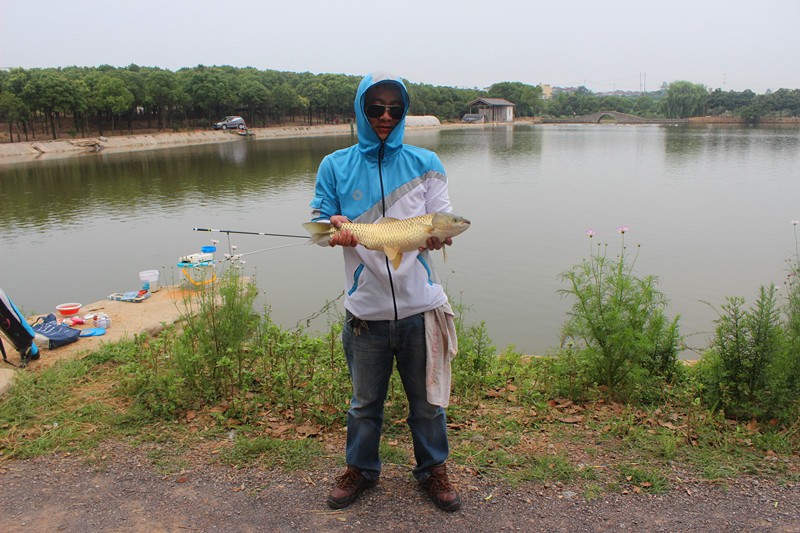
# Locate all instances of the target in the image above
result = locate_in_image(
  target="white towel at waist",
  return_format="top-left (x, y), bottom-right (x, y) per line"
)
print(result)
top-left (424, 301), bottom-right (458, 408)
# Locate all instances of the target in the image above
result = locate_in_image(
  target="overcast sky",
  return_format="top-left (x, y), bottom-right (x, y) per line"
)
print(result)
top-left (2, 0), bottom-right (798, 93)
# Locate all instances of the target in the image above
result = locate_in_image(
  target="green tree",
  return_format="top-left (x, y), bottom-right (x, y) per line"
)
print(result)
top-left (117, 67), bottom-right (146, 132)
top-left (236, 70), bottom-right (270, 126)
top-left (0, 92), bottom-right (30, 141)
top-left (662, 81), bottom-right (707, 118)
top-left (738, 102), bottom-right (765, 124)
top-left (707, 89), bottom-right (756, 116)
top-left (143, 68), bottom-right (180, 130)
top-left (319, 73), bottom-right (359, 121)
top-left (761, 88), bottom-right (798, 117)
top-left (22, 69), bottom-right (80, 139)
top-left (271, 82), bottom-right (299, 123)
top-left (298, 81), bottom-right (328, 124)
top-left (182, 66), bottom-right (234, 125)
top-left (632, 94), bottom-right (659, 117)
top-left (487, 81), bottom-right (543, 117)
top-left (96, 76), bottom-right (134, 134)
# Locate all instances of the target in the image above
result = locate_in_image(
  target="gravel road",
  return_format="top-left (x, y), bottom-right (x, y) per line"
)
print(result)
top-left (1, 442), bottom-right (798, 532)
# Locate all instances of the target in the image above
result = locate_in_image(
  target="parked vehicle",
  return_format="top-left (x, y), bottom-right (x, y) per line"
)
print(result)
top-left (213, 116), bottom-right (246, 130)
top-left (462, 113), bottom-right (486, 123)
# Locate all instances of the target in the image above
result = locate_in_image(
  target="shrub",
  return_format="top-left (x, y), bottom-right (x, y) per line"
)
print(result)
top-left (557, 227), bottom-right (681, 400)
top-left (173, 267), bottom-right (261, 402)
top-left (779, 222), bottom-right (800, 405)
top-left (122, 265), bottom-right (352, 425)
top-left (697, 287), bottom-right (785, 420)
top-left (697, 220), bottom-right (800, 423)
top-left (452, 320), bottom-right (497, 403)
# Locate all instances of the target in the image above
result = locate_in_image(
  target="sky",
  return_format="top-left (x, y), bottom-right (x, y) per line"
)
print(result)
top-left (2, 0), bottom-right (799, 94)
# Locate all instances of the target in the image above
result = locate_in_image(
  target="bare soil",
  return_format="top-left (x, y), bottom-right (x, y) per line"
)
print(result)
top-left (1, 440), bottom-right (798, 532)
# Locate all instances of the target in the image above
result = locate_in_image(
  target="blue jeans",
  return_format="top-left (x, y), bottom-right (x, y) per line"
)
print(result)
top-left (342, 311), bottom-right (449, 481)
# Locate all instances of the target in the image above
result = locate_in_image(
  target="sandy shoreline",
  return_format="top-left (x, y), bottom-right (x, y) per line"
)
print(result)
top-left (0, 124), bottom-right (361, 164)
top-left (0, 120), bottom-right (527, 164)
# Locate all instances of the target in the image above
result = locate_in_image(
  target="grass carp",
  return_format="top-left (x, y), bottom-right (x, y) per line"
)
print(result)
top-left (303, 212), bottom-right (471, 270)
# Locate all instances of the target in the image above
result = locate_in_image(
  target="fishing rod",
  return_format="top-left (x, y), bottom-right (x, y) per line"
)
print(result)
top-left (193, 227), bottom-right (308, 239)
top-left (219, 241), bottom-right (307, 262)
top-left (190, 227), bottom-right (309, 264)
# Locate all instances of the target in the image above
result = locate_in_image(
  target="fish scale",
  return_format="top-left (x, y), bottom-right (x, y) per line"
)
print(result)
top-left (344, 214), bottom-right (437, 251)
top-left (302, 212), bottom-right (470, 271)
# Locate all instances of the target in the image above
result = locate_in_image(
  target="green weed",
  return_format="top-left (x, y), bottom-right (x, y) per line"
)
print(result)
top-left (379, 440), bottom-right (410, 465)
top-left (0, 341), bottom-right (139, 458)
top-left (618, 464), bottom-right (669, 493)
top-left (218, 436), bottom-right (322, 470)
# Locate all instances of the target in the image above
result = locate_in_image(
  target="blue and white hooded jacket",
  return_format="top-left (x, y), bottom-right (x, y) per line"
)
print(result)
top-left (310, 72), bottom-right (452, 321)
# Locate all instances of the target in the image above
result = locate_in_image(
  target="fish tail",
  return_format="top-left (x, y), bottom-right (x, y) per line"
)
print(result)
top-left (302, 221), bottom-right (335, 245)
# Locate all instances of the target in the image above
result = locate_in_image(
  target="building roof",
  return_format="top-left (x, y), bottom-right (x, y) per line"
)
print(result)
top-left (467, 98), bottom-right (516, 107)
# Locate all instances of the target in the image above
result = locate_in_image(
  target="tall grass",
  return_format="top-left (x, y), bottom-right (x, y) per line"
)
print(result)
top-left (120, 267), bottom-right (351, 426)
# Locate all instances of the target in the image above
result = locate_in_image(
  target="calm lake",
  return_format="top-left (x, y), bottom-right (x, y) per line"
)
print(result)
top-left (2, 124), bottom-right (799, 357)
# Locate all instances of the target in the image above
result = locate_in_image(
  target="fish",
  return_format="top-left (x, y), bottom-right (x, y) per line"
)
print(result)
top-left (302, 212), bottom-right (471, 270)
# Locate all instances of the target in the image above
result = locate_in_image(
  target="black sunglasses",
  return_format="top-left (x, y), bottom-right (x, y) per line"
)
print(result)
top-left (365, 104), bottom-right (404, 119)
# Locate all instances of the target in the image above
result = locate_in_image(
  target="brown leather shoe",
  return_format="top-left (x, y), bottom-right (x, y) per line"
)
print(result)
top-left (326, 466), bottom-right (377, 509)
top-left (420, 463), bottom-right (461, 511)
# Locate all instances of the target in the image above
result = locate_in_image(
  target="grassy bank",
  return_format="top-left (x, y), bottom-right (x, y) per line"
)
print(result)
top-left (1, 270), bottom-right (798, 497)
top-left (1, 333), bottom-right (797, 497)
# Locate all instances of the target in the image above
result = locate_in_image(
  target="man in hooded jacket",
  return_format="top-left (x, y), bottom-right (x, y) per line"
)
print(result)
top-left (309, 72), bottom-right (462, 512)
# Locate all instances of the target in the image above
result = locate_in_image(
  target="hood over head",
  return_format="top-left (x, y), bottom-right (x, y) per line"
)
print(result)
top-left (354, 72), bottom-right (409, 158)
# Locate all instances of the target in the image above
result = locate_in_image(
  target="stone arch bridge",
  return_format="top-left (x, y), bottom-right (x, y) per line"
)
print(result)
top-left (544, 111), bottom-right (687, 124)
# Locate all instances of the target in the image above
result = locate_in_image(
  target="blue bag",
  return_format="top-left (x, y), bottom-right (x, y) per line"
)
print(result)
top-left (31, 313), bottom-right (81, 350)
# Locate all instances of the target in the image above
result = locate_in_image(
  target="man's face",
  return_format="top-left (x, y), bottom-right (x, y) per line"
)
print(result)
top-left (364, 83), bottom-right (403, 141)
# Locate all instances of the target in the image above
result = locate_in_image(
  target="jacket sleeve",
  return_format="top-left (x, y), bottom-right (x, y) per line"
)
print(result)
top-left (309, 155), bottom-right (340, 221)
top-left (424, 153), bottom-right (452, 214)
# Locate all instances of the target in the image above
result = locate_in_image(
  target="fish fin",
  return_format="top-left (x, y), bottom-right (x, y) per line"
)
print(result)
top-left (442, 245), bottom-right (448, 263)
top-left (384, 246), bottom-right (403, 270)
top-left (377, 217), bottom-right (400, 224)
top-left (302, 221), bottom-right (334, 245)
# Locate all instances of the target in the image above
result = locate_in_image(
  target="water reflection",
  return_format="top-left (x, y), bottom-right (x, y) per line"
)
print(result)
top-left (217, 140), bottom-right (249, 166)
top-left (0, 136), bottom-right (353, 232)
top-left (665, 125), bottom-right (800, 160)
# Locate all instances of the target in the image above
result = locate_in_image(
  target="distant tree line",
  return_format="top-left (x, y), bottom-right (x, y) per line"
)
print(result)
top-left (0, 65), bottom-right (483, 141)
top-left (544, 81), bottom-right (800, 121)
top-left (1, 65), bottom-right (798, 142)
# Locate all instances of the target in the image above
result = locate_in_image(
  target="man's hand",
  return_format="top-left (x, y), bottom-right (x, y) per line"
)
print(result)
top-left (329, 215), bottom-right (358, 247)
top-left (419, 236), bottom-right (453, 252)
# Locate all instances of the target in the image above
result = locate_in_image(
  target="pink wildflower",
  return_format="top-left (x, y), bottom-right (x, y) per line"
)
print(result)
top-left (616, 226), bottom-right (629, 234)
top-left (792, 219), bottom-right (800, 226)
top-left (586, 229), bottom-right (596, 238)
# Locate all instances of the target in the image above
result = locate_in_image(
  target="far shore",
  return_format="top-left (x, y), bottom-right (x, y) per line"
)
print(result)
top-left (0, 123), bottom-right (358, 165)
top-left (1, 116), bottom-right (796, 165)
top-left (0, 120), bottom-right (490, 165)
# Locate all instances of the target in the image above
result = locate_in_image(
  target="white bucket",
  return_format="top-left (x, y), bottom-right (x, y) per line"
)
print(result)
top-left (139, 270), bottom-right (160, 292)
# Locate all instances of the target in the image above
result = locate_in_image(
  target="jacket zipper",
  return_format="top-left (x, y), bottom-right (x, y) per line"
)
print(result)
top-left (377, 141), bottom-right (399, 321)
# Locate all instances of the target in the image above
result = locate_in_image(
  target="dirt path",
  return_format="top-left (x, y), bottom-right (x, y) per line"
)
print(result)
top-left (1, 442), bottom-right (797, 532)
